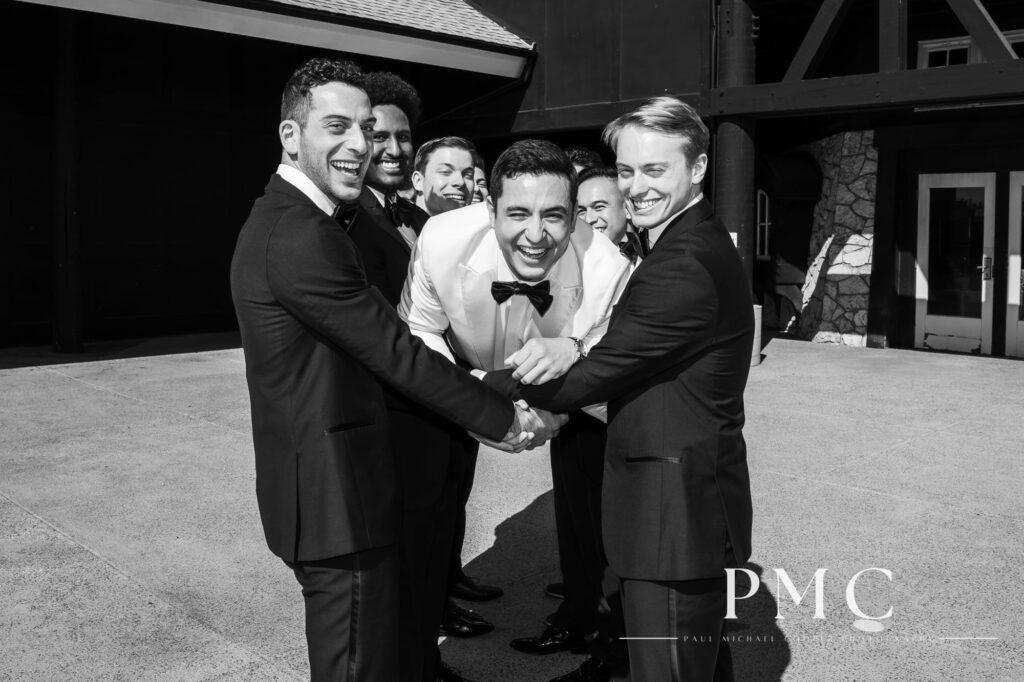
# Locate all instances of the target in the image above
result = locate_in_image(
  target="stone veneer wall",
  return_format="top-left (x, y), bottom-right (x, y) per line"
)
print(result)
top-left (790, 130), bottom-right (877, 346)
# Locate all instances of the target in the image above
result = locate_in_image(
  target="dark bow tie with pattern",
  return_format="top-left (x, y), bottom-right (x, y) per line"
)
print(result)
top-left (385, 196), bottom-right (416, 229)
top-left (490, 280), bottom-right (553, 316)
top-left (620, 230), bottom-right (650, 261)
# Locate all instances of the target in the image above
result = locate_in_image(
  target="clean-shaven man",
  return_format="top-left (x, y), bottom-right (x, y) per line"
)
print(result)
top-left (491, 97), bottom-right (755, 682)
top-left (229, 58), bottom-right (548, 682)
top-left (411, 136), bottom-right (478, 217)
top-left (399, 140), bottom-right (632, 679)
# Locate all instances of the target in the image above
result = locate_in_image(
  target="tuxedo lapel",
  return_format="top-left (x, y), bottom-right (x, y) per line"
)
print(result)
top-left (457, 238), bottom-right (502, 369)
top-left (610, 199), bottom-right (716, 326)
top-left (357, 188), bottom-right (411, 253)
top-left (650, 198), bottom-right (714, 252)
top-left (532, 247), bottom-right (581, 339)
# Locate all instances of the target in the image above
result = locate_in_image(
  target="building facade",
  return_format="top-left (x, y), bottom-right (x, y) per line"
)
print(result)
top-left (5, 0), bottom-right (1024, 359)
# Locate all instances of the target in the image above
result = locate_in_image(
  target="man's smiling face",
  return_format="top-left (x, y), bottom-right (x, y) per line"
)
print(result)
top-left (489, 173), bottom-right (574, 282)
top-left (576, 175), bottom-right (629, 244)
top-left (413, 146), bottom-right (475, 215)
top-left (365, 104), bottom-right (413, 192)
top-left (614, 125), bottom-right (707, 230)
top-left (285, 82), bottom-right (373, 203)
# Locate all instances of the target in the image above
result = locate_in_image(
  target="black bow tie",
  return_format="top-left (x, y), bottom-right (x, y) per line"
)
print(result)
top-left (334, 202), bottom-right (360, 231)
top-left (490, 280), bottom-right (553, 316)
top-left (384, 196), bottom-right (405, 228)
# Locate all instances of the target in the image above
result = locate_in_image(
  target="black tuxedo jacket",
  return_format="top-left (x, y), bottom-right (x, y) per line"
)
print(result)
top-left (347, 188), bottom-right (427, 307)
top-left (230, 174), bottom-right (512, 562)
top-left (490, 199), bottom-right (754, 581)
top-left (345, 187), bottom-right (461, 507)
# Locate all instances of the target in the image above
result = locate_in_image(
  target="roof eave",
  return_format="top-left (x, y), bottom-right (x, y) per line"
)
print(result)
top-left (18, 0), bottom-right (533, 78)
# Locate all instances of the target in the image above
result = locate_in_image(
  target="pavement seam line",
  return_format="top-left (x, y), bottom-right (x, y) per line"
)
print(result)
top-left (0, 490), bottom-right (302, 681)
top-left (39, 366), bottom-right (250, 437)
top-left (815, 436), bottom-right (920, 475)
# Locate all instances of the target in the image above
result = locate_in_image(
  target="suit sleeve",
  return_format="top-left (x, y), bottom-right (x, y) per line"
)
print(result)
top-left (266, 208), bottom-right (512, 439)
top-left (517, 246), bottom-right (718, 413)
top-left (397, 230), bottom-right (455, 363)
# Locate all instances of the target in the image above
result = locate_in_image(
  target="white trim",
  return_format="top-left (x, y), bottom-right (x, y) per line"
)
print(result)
top-left (917, 28), bottom-right (1024, 69)
top-left (1007, 172), bottom-right (1024, 357)
top-left (15, 0), bottom-right (529, 78)
top-left (915, 173), bottom-right (996, 354)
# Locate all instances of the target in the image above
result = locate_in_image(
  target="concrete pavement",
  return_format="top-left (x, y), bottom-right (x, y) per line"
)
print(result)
top-left (1, 337), bottom-right (1022, 680)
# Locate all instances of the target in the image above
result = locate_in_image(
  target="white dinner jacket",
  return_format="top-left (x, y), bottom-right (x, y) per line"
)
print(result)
top-left (398, 202), bottom-right (631, 373)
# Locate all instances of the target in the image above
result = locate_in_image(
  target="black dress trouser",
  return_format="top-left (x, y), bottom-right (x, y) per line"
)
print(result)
top-left (286, 544), bottom-right (399, 682)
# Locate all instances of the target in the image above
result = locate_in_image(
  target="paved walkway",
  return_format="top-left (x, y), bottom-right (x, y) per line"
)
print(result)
top-left (1, 338), bottom-right (1022, 681)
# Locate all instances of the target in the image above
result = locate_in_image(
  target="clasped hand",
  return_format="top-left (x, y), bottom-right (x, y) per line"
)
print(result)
top-left (471, 400), bottom-right (568, 453)
top-left (504, 337), bottom-right (578, 385)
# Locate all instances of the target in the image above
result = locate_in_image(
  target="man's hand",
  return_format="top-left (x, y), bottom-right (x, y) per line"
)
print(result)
top-left (516, 401), bottom-right (569, 449)
top-left (505, 337), bottom-right (579, 385)
top-left (470, 401), bottom-right (535, 453)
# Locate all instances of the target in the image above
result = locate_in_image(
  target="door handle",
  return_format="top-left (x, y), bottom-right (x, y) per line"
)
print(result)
top-left (977, 256), bottom-right (993, 281)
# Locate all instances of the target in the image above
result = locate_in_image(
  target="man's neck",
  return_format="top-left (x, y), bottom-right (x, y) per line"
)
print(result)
top-left (276, 161), bottom-right (338, 216)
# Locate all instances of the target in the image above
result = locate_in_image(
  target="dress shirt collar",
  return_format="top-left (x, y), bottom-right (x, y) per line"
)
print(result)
top-left (276, 163), bottom-right (338, 216)
top-left (645, 192), bottom-right (704, 248)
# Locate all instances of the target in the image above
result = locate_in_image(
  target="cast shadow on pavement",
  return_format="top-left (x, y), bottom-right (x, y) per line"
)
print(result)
top-left (442, 492), bottom-right (790, 681)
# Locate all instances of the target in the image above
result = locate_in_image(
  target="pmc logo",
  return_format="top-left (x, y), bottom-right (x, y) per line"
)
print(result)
top-left (725, 567), bottom-right (893, 632)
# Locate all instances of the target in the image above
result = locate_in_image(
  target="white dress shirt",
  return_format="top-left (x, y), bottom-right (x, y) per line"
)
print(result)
top-left (276, 163), bottom-right (337, 216)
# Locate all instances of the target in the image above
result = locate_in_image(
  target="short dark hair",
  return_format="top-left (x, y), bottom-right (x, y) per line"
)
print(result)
top-left (413, 136), bottom-right (479, 175)
top-left (364, 71), bottom-right (422, 127)
top-left (564, 146), bottom-right (602, 169)
top-left (281, 57), bottom-right (366, 126)
top-left (490, 139), bottom-right (577, 204)
top-left (577, 165), bottom-right (618, 186)
top-left (602, 96), bottom-right (709, 165)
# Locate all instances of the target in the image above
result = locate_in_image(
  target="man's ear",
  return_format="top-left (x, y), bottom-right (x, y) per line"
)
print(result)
top-left (279, 120), bottom-right (301, 157)
top-left (411, 170), bottom-right (425, 195)
top-left (569, 201), bottom-right (577, 233)
top-left (486, 194), bottom-right (496, 225)
top-left (691, 153), bottom-right (708, 185)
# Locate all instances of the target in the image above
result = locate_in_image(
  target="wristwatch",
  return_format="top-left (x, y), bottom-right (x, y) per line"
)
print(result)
top-left (567, 336), bottom-right (588, 362)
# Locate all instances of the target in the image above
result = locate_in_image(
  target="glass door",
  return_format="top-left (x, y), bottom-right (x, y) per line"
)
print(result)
top-left (1007, 172), bottom-right (1024, 358)
top-left (915, 173), bottom-right (996, 354)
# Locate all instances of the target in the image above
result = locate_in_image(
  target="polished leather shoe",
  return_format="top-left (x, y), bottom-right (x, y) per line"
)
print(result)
top-left (544, 581), bottom-right (565, 599)
top-left (449, 573), bottom-right (504, 601)
top-left (439, 599), bottom-right (494, 637)
top-left (436, 659), bottom-right (478, 682)
top-left (549, 657), bottom-right (611, 682)
top-left (510, 625), bottom-right (589, 655)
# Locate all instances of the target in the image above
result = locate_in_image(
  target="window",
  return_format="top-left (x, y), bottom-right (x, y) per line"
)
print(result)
top-left (756, 189), bottom-right (771, 261)
top-left (918, 30), bottom-right (1024, 69)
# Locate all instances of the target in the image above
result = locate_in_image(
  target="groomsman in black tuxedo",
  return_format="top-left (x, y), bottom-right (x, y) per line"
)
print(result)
top-left (493, 98), bottom-right (754, 682)
top-left (349, 71), bottom-right (423, 306)
top-left (345, 80), bottom-right (493, 681)
top-left (230, 58), bottom-right (545, 682)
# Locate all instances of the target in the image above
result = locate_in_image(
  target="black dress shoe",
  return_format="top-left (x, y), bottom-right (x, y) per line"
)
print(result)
top-left (510, 625), bottom-right (589, 655)
top-left (439, 599), bottom-right (494, 638)
top-left (449, 573), bottom-right (504, 601)
top-left (549, 657), bottom-right (611, 682)
top-left (436, 659), bottom-right (478, 682)
top-left (544, 581), bottom-right (565, 599)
